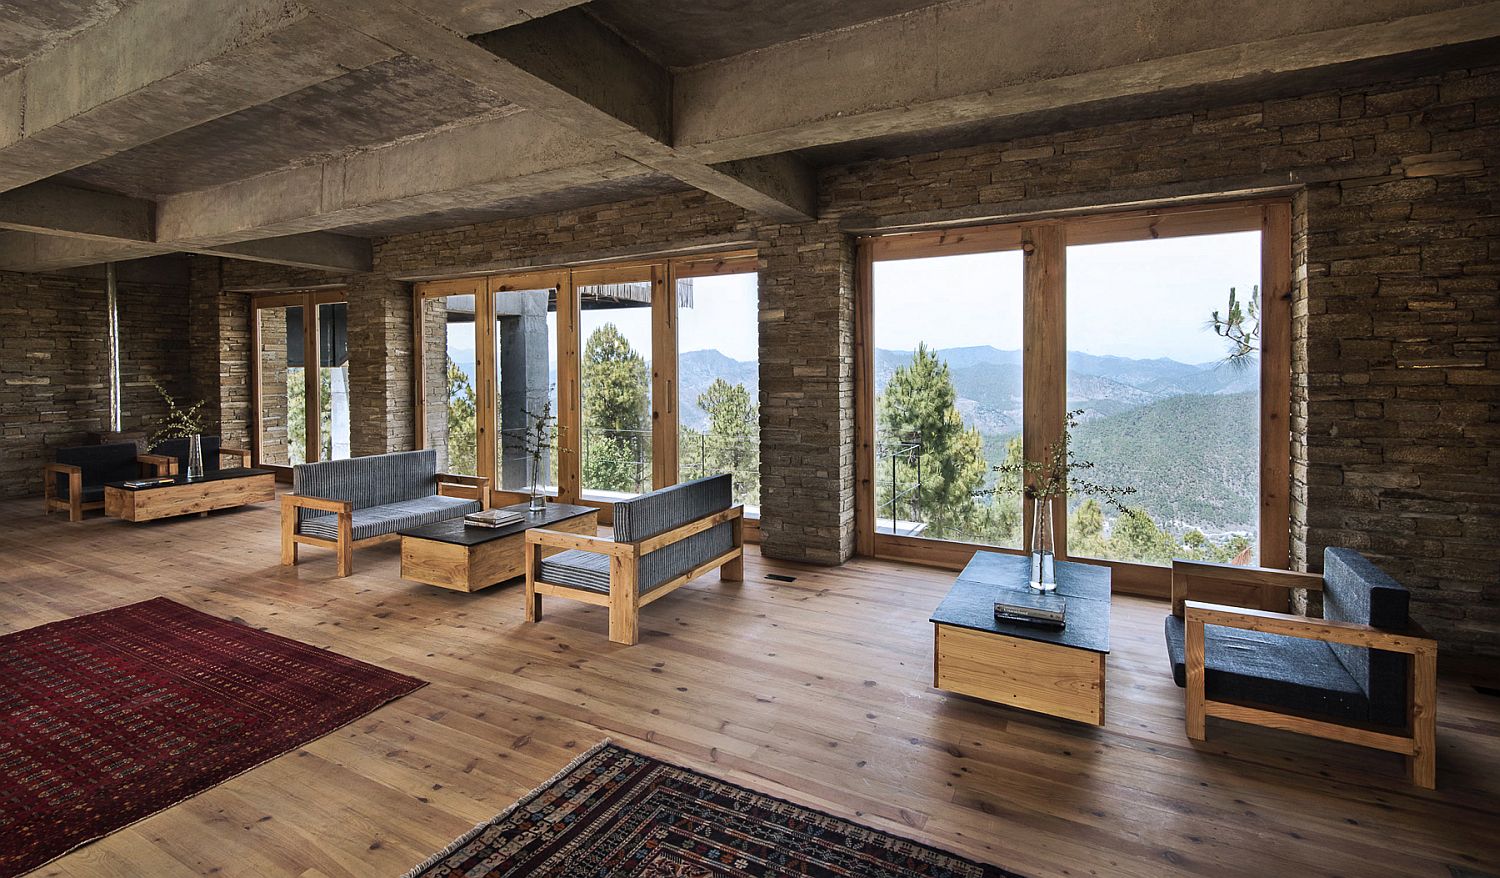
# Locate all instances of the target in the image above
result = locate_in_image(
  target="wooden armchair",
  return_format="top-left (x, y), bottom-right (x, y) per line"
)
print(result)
top-left (279, 450), bottom-right (489, 577)
top-left (44, 441), bottom-right (170, 522)
top-left (1167, 550), bottom-right (1437, 788)
top-left (524, 474), bottom-right (744, 645)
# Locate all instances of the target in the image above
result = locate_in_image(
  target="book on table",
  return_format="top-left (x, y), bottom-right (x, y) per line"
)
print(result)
top-left (994, 590), bottom-right (1067, 628)
top-left (465, 509), bottom-right (526, 528)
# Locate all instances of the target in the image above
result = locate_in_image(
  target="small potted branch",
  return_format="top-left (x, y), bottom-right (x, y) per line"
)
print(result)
top-left (523, 399), bottom-right (556, 513)
top-left (978, 410), bottom-right (1136, 591)
top-left (148, 379), bottom-right (210, 480)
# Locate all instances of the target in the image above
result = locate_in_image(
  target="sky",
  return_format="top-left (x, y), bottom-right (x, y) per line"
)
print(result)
top-left (445, 230), bottom-right (1261, 368)
top-left (874, 230), bottom-right (1261, 364)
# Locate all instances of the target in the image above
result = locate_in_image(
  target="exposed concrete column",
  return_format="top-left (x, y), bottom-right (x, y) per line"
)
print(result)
top-left (757, 219), bottom-right (856, 565)
top-left (495, 290), bottom-right (552, 490)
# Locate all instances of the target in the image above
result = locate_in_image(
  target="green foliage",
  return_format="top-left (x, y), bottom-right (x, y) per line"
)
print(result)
top-left (582, 324), bottom-right (651, 493)
top-left (681, 378), bottom-right (760, 506)
top-left (445, 357), bottom-right (477, 475)
top-left (1211, 285), bottom-right (1260, 365)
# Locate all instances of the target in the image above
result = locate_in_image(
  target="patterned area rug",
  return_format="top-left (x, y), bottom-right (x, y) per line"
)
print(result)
top-left (0, 597), bottom-right (425, 878)
top-left (407, 741), bottom-right (1017, 878)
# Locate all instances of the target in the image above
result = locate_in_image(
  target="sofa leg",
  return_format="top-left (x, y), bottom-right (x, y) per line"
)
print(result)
top-left (608, 556), bottom-right (639, 645)
top-left (336, 541), bottom-right (353, 578)
top-left (524, 542), bottom-right (542, 623)
top-left (68, 497), bottom-right (83, 523)
top-left (1409, 646), bottom-right (1438, 789)
top-left (1185, 617), bottom-right (1207, 741)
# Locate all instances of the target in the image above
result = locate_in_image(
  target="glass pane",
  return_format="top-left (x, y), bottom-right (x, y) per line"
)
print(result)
top-left (579, 278), bottom-right (654, 499)
top-left (420, 294), bottom-right (478, 475)
top-left (494, 288), bottom-right (559, 494)
top-left (677, 271), bottom-right (760, 514)
top-left (1065, 230), bottom-right (1261, 566)
top-left (872, 251), bottom-right (1024, 547)
top-left (317, 302), bottom-right (351, 461)
top-left (257, 305), bottom-right (306, 466)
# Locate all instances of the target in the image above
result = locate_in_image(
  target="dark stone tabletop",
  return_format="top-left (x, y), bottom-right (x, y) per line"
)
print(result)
top-left (107, 467), bottom-right (274, 490)
top-left (932, 551), bottom-right (1111, 653)
top-left (399, 502), bottom-right (596, 546)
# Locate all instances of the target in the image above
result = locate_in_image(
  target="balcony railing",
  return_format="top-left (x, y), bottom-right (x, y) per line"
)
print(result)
top-left (876, 439), bottom-right (924, 536)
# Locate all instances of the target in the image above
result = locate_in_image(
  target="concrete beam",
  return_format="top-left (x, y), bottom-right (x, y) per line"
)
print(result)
top-left (298, 0), bottom-right (819, 221)
top-left (673, 0), bottom-right (1500, 161)
top-left (156, 114), bottom-right (639, 245)
top-left (0, 182), bottom-right (152, 242)
top-left (0, 228), bottom-right (374, 274)
top-left (639, 152), bottom-right (819, 224)
top-left (0, 0), bottom-right (397, 193)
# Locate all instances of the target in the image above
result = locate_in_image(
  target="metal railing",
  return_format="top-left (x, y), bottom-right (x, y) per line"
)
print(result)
top-left (876, 438), bottom-right (923, 536)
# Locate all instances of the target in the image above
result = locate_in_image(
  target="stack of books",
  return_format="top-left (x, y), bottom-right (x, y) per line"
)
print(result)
top-left (464, 509), bottom-right (527, 528)
top-left (994, 590), bottom-right (1067, 628)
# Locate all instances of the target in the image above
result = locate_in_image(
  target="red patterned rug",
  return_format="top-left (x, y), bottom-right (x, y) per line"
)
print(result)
top-left (406, 741), bottom-right (1017, 878)
top-left (0, 597), bottom-right (425, 878)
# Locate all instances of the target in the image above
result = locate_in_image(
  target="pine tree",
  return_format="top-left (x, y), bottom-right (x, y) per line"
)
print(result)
top-left (581, 323), bottom-right (651, 493)
top-left (445, 356), bottom-right (478, 475)
top-left (696, 378), bottom-right (759, 505)
top-left (876, 343), bottom-right (988, 539)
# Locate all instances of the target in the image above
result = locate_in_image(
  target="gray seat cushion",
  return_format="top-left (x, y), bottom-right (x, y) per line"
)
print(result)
top-left (300, 495), bottom-right (480, 541)
top-left (1164, 614), bottom-right (1371, 722)
top-left (539, 550), bottom-right (612, 593)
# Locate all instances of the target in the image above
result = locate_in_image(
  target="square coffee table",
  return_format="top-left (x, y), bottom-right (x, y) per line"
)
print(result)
top-left (104, 467), bottom-right (276, 522)
top-left (399, 502), bottom-right (598, 593)
top-left (930, 551), bottom-right (1111, 725)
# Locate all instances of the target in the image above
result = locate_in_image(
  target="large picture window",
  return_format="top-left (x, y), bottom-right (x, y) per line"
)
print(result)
top-left (855, 203), bottom-right (1292, 593)
top-left (252, 290), bottom-right (350, 472)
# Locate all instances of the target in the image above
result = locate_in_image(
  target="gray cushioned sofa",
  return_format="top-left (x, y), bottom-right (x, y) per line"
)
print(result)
top-left (280, 449), bottom-right (489, 577)
top-left (524, 474), bottom-right (744, 644)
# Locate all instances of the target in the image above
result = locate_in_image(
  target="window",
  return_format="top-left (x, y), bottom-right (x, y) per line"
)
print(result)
top-left (870, 250), bottom-right (1024, 547)
top-left (577, 269), bottom-right (656, 501)
top-left (856, 203), bottom-right (1292, 589)
top-left (1065, 231), bottom-right (1261, 566)
top-left (253, 290), bottom-right (349, 470)
top-left (419, 290), bottom-right (478, 474)
top-left (493, 283), bottom-right (559, 494)
top-left (676, 260), bottom-right (760, 513)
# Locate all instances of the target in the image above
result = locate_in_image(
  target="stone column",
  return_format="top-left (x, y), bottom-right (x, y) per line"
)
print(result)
top-left (757, 220), bottom-right (856, 565)
top-left (347, 272), bottom-right (414, 456)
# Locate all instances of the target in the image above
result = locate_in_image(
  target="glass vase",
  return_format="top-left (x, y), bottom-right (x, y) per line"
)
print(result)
top-left (528, 455), bottom-right (546, 513)
top-left (186, 434), bottom-right (204, 481)
top-left (1029, 496), bottom-right (1056, 591)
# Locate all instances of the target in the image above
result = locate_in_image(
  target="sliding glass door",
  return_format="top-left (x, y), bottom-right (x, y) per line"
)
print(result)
top-left (576, 266), bottom-right (657, 501)
top-left (253, 290), bottom-right (349, 472)
top-left (856, 202), bottom-right (1292, 590)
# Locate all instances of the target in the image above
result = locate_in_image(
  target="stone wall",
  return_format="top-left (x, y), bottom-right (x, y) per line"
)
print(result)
top-left (202, 62), bottom-right (1498, 659)
top-left (0, 270), bottom-right (192, 499)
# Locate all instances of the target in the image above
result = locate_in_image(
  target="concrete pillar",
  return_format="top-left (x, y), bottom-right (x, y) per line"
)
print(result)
top-left (495, 290), bottom-right (552, 491)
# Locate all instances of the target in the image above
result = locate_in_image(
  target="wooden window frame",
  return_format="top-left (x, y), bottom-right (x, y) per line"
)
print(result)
top-left (854, 200), bottom-right (1293, 598)
top-left (412, 251), bottom-right (760, 534)
top-left (249, 288), bottom-right (348, 481)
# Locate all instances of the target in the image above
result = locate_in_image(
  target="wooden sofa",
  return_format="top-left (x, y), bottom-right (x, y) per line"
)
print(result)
top-left (1165, 549), bottom-right (1438, 788)
top-left (44, 441), bottom-right (171, 522)
top-left (524, 474), bottom-right (744, 645)
top-left (148, 435), bottom-right (252, 475)
top-left (281, 449), bottom-right (489, 577)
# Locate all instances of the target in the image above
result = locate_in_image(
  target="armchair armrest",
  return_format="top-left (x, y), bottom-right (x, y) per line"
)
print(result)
top-left (1171, 559), bottom-right (1324, 617)
top-left (42, 462), bottom-right (82, 503)
top-left (137, 453), bottom-right (177, 476)
top-left (526, 527), bottom-right (636, 558)
top-left (436, 473), bottom-right (491, 509)
top-left (219, 446), bottom-right (252, 467)
top-left (1183, 600), bottom-right (1437, 655)
top-left (43, 462), bottom-right (82, 477)
top-left (280, 493), bottom-right (353, 515)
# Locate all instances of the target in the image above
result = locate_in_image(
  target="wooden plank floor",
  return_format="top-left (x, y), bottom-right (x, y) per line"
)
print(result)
top-left (1, 493), bottom-right (1496, 878)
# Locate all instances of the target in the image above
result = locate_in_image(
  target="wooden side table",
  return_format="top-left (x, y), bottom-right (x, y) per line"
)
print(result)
top-left (399, 502), bottom-right (598, 593)
top-left (104, 468), bottom-right (276, 522)
top-left (931, 552), bottom-right (1111, 725)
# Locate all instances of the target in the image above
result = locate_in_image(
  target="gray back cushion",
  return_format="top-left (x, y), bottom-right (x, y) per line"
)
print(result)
top-left (612, 474), bottom-right (733, 542)
top-left (293, 450), bottom-right (438, 525)
top-left (56, 442), bottom-right (140, 490)
top-left (1323, 547), bottom-right (1411, 726)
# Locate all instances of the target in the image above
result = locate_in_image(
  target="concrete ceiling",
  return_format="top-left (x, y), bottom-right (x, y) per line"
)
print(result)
top-left (581, 0), bottom-right (945, 70)
top-left (1, 0), bottom-right (1497, 275)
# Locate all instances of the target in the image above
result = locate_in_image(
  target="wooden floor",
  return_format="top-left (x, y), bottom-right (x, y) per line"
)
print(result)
top-left (3, 494), bottom-right (1497, 878)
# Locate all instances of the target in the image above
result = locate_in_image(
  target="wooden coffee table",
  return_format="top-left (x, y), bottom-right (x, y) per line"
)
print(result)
top-left (930, 551), bottom-right (1111, 725)
top-left (399, 502), bottom-right (598, 593)
top-left (104, 467), bottom-right (276, 522)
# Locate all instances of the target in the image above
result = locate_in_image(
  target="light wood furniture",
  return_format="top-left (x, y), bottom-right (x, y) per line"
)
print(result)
top-left (930, 552), bottom-right (1110, 726)
top-left (1173, 558), bottom-right (1439, 789)
top-left (400, 503), bottom-right (597, 593)
top-left (2, 494), bottom-right (1496, 878)
top-left (525, 504), bottom-right (744, 645)
top-left (104, 468), bottom-right (276, 522)
top-left (44, 442), bottom-right (171, 522)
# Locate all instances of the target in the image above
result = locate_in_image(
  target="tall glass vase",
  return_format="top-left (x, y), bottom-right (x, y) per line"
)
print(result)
top-left (1029, 496), bottom-right (1056, 591)
top-left (186, 434), bottom-right (204, 481)
top-left (528, 455), bottom-right (546, 513)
